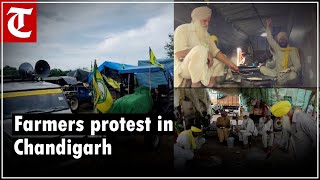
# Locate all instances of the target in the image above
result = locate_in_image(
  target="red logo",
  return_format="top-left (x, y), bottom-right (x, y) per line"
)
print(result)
top-left (2, 1), bottom-right (37, 42)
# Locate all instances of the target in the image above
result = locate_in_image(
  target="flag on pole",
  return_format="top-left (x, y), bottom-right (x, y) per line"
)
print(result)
top-left (149, 47), bottom-right (165, 69)
top-left (102, 74), bottom-right (121, 90)
top-left (92, 60), bottom-right (113, 113)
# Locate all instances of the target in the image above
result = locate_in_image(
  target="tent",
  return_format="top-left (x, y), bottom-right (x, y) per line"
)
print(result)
top-left (87, 60), bottom-right (172, 89)
top-left (136, 58), bottom-right (173, 89)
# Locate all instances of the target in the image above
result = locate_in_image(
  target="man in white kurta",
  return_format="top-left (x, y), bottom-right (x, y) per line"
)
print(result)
top-left (258, 113), bottom-right (267, 135)
top-left (260, 18), bottom-right (301, 86)
top-left (270, 101), bottom-right (317, 162)
top-left (235, 112), bottom-right (255, 148)
top-left (174, 6), bottom-right (238, 87)
top-left (261, 113), bottom-right (274, 151)
top-left (174, 126), bottom-right (206, 171)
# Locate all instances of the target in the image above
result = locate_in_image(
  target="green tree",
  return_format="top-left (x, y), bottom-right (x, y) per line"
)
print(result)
top-left (164, 33), bottom-right (173, 58)
top-left (64, 70), bottom-right (71, 75)
top-left (2, 65), bottom-right (19, 76)
top-left (49, 68), bottom-right (67, 77)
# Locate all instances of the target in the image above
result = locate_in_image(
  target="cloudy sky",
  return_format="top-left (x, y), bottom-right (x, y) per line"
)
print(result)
top-left (3, 2), bottom-right (174, 71)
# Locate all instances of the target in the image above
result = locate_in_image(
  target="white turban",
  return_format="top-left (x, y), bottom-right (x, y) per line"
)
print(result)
top-left (243, 112), bottom-right (249, 116)
top-left (191, 6), bottom-right (212, 21)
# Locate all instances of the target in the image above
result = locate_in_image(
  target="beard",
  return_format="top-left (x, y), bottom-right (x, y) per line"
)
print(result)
top-left (192, 20), bottom-right (209, 44)
top-left (278, 39), bottom-right (288, 48)
top-left (279, 42), bottom-right (288, 48)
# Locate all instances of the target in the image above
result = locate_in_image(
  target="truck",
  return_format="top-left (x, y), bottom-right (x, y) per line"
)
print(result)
top-left (2, 60), bottom-right (74, 174)
top-left (212, 94), bottom-right (240, 114)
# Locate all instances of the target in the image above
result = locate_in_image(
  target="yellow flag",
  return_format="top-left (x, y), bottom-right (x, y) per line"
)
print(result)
top-left (149, 47), bottom-right (165, 69)
top-left (102, 74), bottom-right (121, 91)
top-left (92, 60), bottom-right (113, 113)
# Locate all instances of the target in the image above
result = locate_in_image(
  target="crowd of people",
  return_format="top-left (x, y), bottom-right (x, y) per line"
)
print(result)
top-left (173, 5), bottom-right (316, 176)
top-left (174, 100), bottom-right (317, 172)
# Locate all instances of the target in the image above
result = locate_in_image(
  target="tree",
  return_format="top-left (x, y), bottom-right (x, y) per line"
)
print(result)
top-left (164, 33), bottom-right (173, 58)
top-left (2, 65), bottom-right (19, 76)
top-left (49, 68), bottom-right (68, 77)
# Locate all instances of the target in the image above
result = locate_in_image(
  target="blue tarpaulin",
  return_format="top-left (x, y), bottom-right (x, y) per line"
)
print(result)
top-left (87, 61), bottom-right (164, 83)
top-left (136, 58), bottom-right (173, 88)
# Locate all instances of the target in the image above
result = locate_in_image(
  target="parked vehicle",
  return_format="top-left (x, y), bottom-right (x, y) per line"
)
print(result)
top-left (2, 60), bottom-right (73, 172)
top-left (43, 76), bottom-right (92, 113)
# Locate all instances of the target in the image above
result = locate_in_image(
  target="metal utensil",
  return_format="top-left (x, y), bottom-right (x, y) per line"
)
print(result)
top-left (238, 71), bottom-right (254, 76)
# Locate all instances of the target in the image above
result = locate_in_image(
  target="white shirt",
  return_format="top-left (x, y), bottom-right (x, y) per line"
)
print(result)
top-left (258, 117), bottom-right (266, 131)
top-left (174, 132), bottom-right (194, 160)
top-left (174, 23), bottom-right (221, 87)
top-left (262, 119), bottom-right (273, 132)
top-left (266, 27), bottom-right (301, 73)
top-left (174, 131), bottom-right (205, 160)
top-left (285, 112), bottom-right (317, 160)
top-left (174, 23), bottom-right (220, 58)
top-left (242, 118), bottom-right (255, 133)
top-left (176, 132), bottom-right (192, 150)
